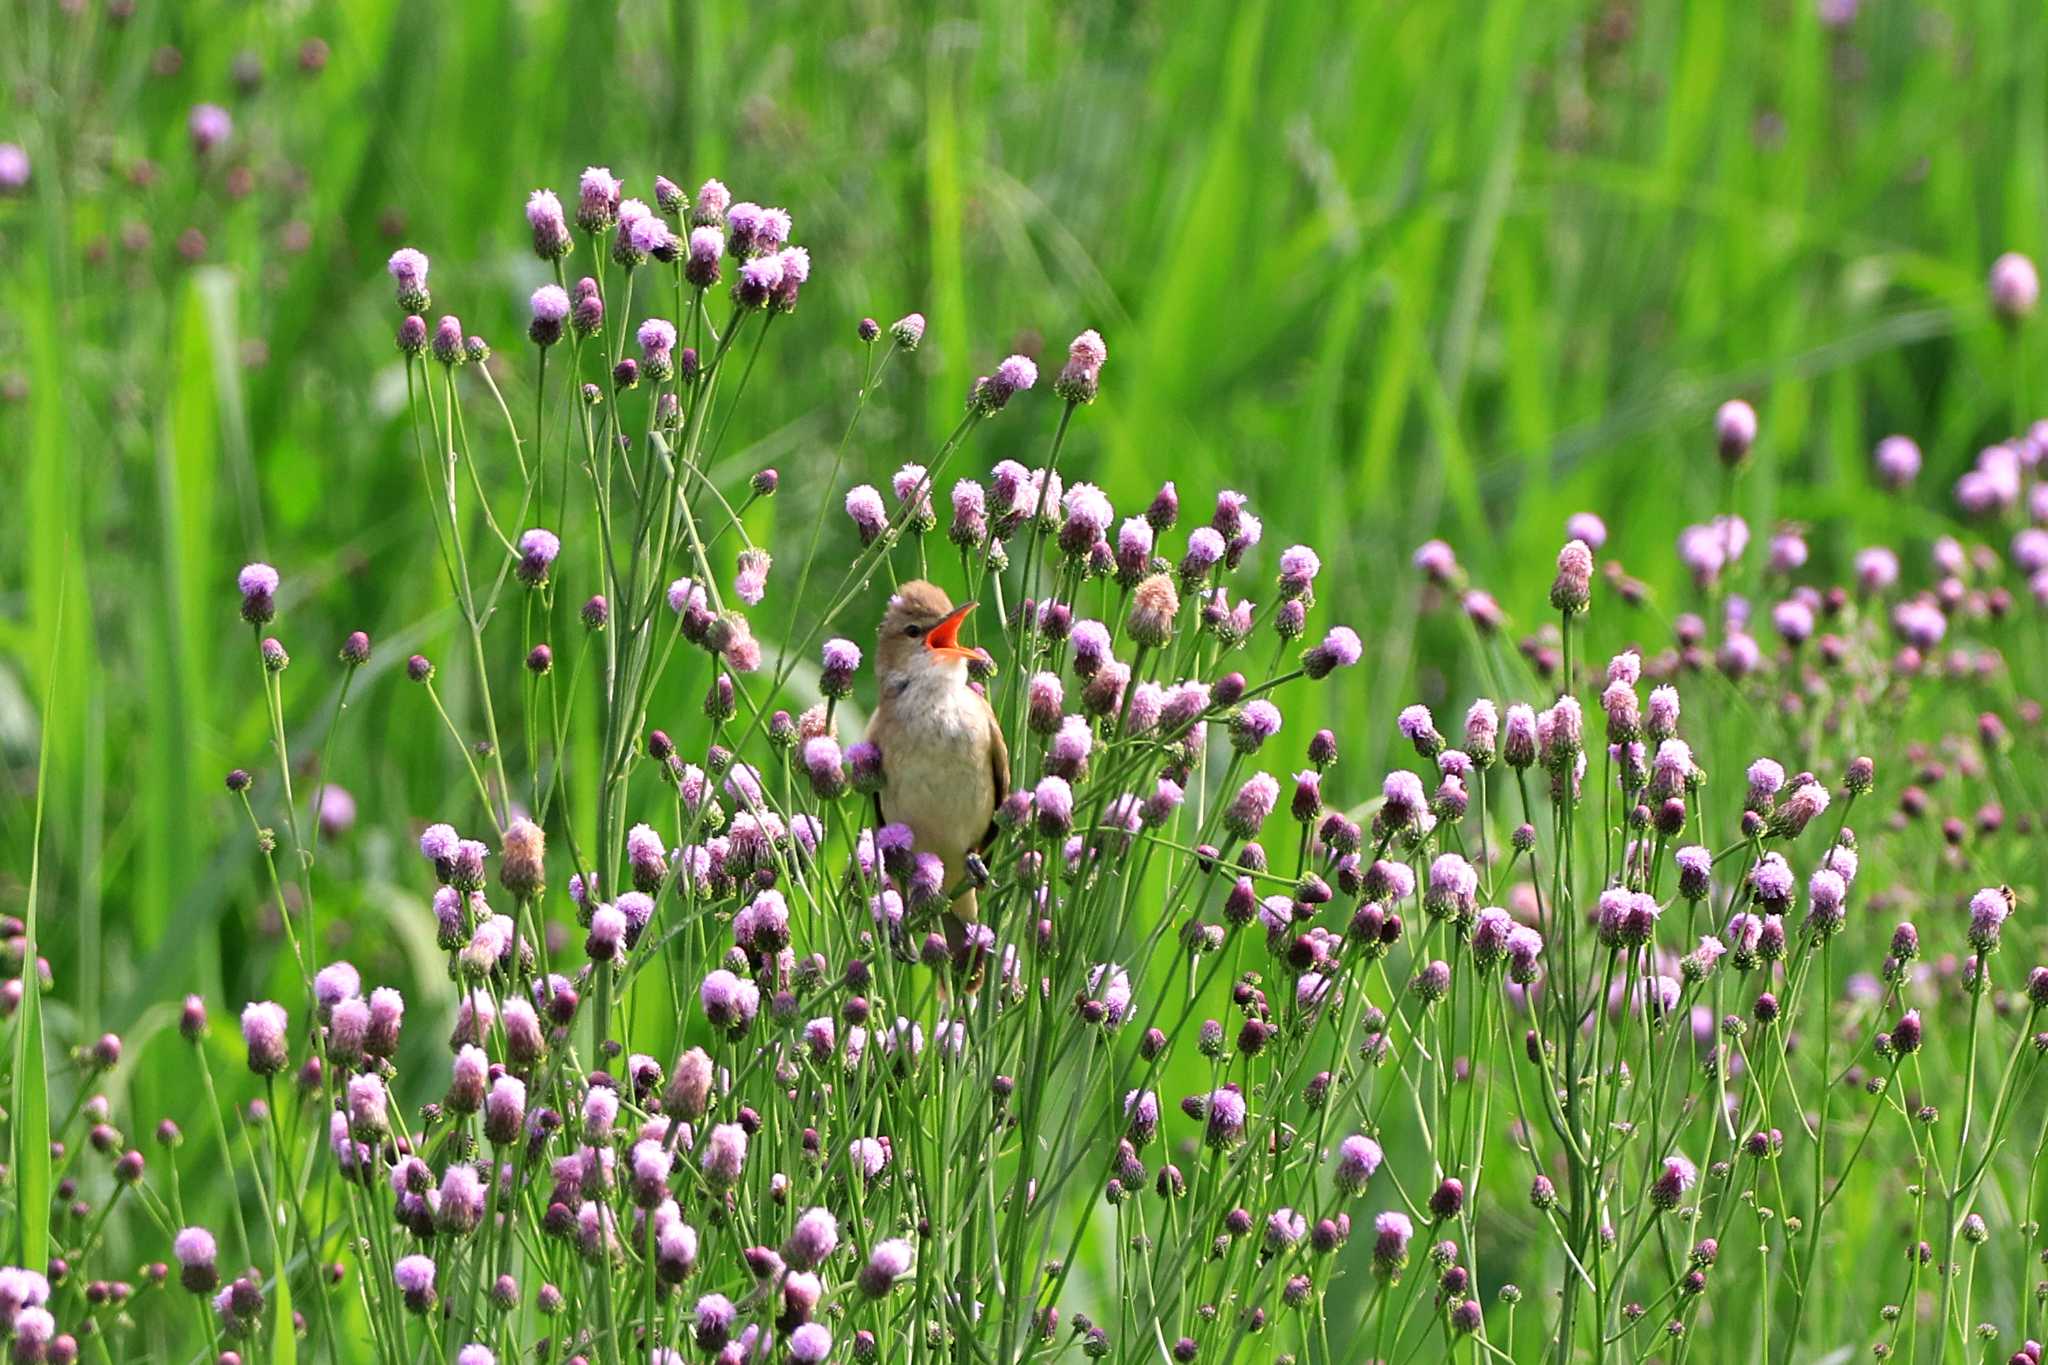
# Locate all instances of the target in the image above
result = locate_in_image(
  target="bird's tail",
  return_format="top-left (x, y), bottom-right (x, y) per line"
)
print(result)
top-left (943, 890), bottom-right (984, 990)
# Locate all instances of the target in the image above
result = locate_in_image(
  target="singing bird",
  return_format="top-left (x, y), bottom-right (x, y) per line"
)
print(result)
top-left (867, 580), bottom-right (1010, 947)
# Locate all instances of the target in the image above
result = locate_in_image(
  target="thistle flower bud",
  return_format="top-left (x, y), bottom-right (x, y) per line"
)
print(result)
top-left (1991, 252), bottom-right (2041, 321)
top-left (1412, 960), bottom-right (1452, 1003)
top-left (1649, 1155), bottom-right (1697, 1210)
top-left (1053, 329), bottom-right (1107, 404)
top-left (572, 289), bottom-right (604, 339)
top-left (1550, 539), bottom-right (1594, 614)
top-left (1715, 399), bottom-right (1758, 465)
top-left (890, 313), bottom-right (926, 350)
top-left (431, 315), bottom-right (465, 366)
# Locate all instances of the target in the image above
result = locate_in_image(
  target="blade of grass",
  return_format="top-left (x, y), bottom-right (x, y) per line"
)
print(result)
top-left (12, 578), bottom-right (62, 1273)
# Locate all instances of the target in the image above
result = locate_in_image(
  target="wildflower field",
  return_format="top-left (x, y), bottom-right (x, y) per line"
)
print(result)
top-left (5, 2), bottom-right (2048, 1362)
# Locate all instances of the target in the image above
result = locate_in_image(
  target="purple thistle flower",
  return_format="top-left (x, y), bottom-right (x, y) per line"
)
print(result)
top-left (513, 528), bottom-right (560, 587)
top-left (1378, 770), bottom-right (1426, 832)
top-left (1872, 434), bottom-right (1922, 489)
top-left (950, 479), bottom-right (989, 547)
top-left (1201, 1086), bottom-right (1248, 1148)
top-left (526, 189), bottom-right (572, 259)
top-left (174, 1226), bottom-right (219, 1292)
top-left (789, 1324), bottom-right (832, 1364)
top-left (1224, 772), bottom-right (1279, 839)
top-left (1565, 511), bottom-right (1608, 550)
top-left (1412, 960), bottom-right (1452, 1002)
top-left (845, 485), bottom-right (889, 546)
top-left (692, 178), bottom-right (731, 226)
top-left (745, 205), bottom-right (790, 252)
top-left (770, 245), bottom-right (811, 311)
top-left (1469, 907), bottom-right (1513, 967)
top-left (385, 247), bottom-right (430, 313)
top-left (700, 1122), bottom-right (748, 1189)
top-left (684, 226), bottom-right (725, 287)
top-left (858, 1239), bottom-right (915, 1297)
top-left (188, 103), bottom-right (232, 154)
top-left (241, 1001), bottom-right (288, 1076)
top-left (994, 354), bottom-right (1038, 402)
top-left (238, 562), bottom-right (280, 624)
top-left (1506, 925), bottom-right (1545, 984)
top-left (1459, 700), bottom-right (1499, 768)
top-left (700, 970), bottom-right (760, 1033)
top-left (733, 253), bottom-right (784, 308)
top-left (528, 284), bottom-right (571, 348)
top-left (1423, 853), bottom-right (1477, 922)
top-left (1027, 671), bottom-right (1066, 735)
top-left (482, 1075), bottom-right (525, 1146)
top-left (311, 961), bottom-right (359, 1021)
top-left (1112, 516), bottom-right (1156, 585)
top-left (1398, 704), bottom-right (1444, 757)
top-left (1551, 538), bottom-right (1594, 613)
top-left (820, 638), bottom-right (861, 698)
top-left (1032, 775), bottom-right (1075, 836)
top-left (625, 211), bottom-right (672, 261)
top-left (1650, 1155), bottom-right (1697, 1210)
top-left (432, 314), bottom-right (466, 365)
top-left (1126, 573), bottom-right (1178, 648)
top-left (1053, 328), bottom-right (1108, 403)
top-left (1301, 625), bottom-right (1361, 679)
top-left (1969, 886), bottom-right (2013, 953)
top-left (1675, 845), bottom-right (1711, 901)
top-left (638, 313), bottom-right (677, 361)
top-left (783, 1207), bottom-right (840, 1271)
top-left (1266, 1208), bottom-right (1308, 1253)
top-left (716, 201), bottom-right (757, 252)
top-left (0, 143), bottom-right (29, 193)
top-left (577, 166), bottom-right (621, 232)
top-left (890, 464), bottom-right (935, 531)
top-left (1278, 544), bottom-right (1321, 599)
top-left (1333, 1135), bottom-right (1384, 1194)
top-left (1180, 527), bottom-right (1226, 583)
top-left (1413, 539), bottom-right (1459, 584)
top-left (733, 547), bottom-right (772, 606)
top-left (394, 1254), bottom-right (437, 1313)
top-left (1373, 1211), bottom-right (1413, 1276)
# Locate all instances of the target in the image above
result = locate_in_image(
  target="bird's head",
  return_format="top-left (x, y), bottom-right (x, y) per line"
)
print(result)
top-left (876, 579), bottom-right (980, 681)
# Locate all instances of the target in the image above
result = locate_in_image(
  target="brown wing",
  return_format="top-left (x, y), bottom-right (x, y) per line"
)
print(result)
top-left (980, 695), bottom-right (1009, 851)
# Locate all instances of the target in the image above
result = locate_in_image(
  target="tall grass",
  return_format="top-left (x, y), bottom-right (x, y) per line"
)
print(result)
top-left (1, 1), bottom-right (2045, 1360)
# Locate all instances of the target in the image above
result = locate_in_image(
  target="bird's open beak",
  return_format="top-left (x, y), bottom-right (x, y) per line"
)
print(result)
top-left (925, 602), bottom-right (979, 661)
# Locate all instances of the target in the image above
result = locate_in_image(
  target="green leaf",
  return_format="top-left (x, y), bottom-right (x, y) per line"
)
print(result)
top-left (271, 1260), bottom-right (296, 1365)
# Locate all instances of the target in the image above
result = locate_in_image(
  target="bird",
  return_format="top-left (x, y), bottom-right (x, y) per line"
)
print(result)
top-left (865, 579), bottom-right (1010, 954)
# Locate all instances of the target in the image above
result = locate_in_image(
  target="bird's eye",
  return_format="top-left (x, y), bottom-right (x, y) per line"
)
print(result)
top-left (904, 624), bottom-right (925, 639)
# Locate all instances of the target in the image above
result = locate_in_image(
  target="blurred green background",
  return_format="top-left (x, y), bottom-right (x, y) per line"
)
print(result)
top-left (1, 0), bottom-right (2044, 1287)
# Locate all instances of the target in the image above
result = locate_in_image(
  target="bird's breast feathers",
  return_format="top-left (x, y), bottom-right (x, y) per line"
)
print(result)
top-left (879, 675), bottom-right (997, 857)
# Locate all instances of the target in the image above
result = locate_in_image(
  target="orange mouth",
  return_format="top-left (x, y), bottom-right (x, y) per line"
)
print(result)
top-left (925, 602), bottom-right (979, 660)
